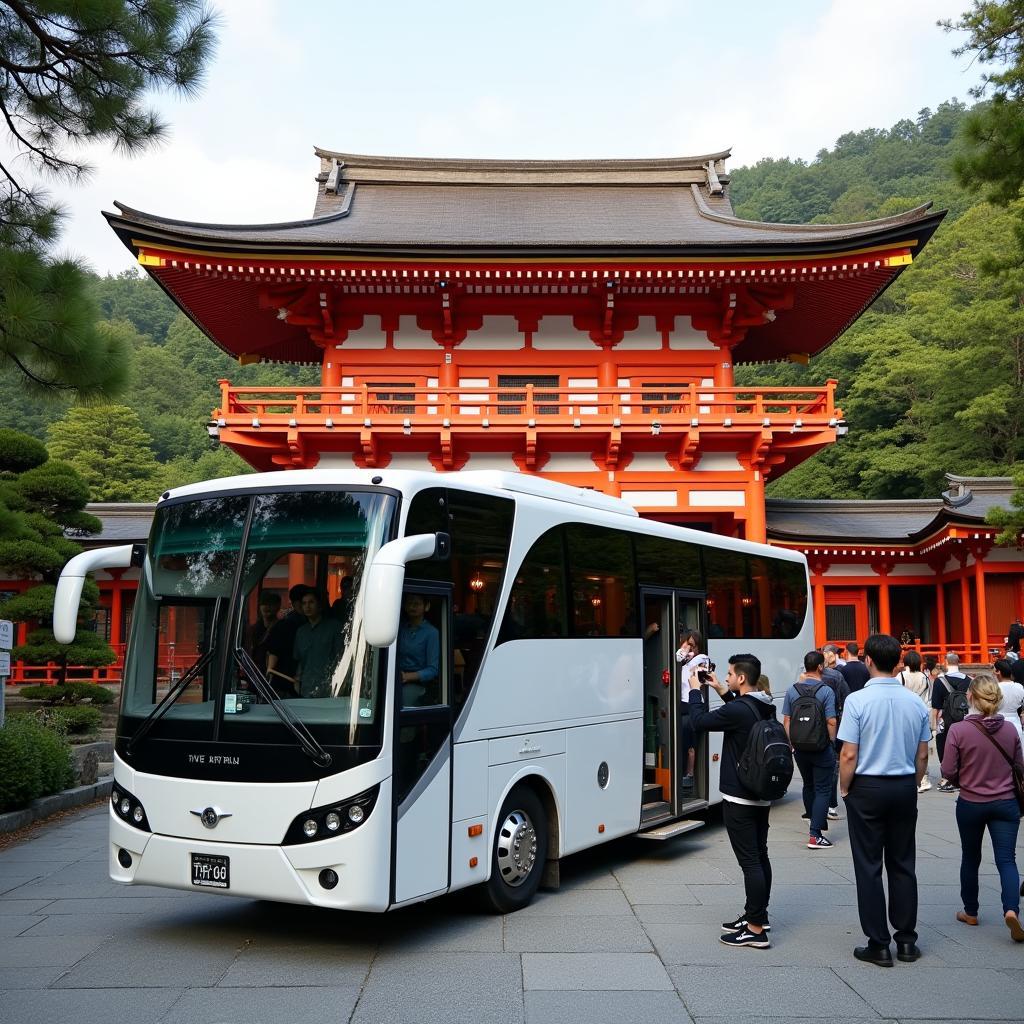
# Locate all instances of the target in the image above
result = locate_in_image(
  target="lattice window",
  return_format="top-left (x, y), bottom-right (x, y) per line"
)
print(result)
top-left (497, 374), bottom-right (559, 416)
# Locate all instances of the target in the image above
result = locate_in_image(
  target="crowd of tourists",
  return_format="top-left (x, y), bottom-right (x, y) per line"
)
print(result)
top-left (680, 632), bottom-right (1024, 960)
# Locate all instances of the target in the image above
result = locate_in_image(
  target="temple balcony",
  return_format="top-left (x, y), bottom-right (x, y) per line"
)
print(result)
top-left (210, 379), bottom-right (844, 490)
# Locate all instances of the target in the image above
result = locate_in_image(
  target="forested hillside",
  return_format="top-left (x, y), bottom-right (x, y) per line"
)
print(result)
top-left (2, 100), bottom-right (1019, 502)
top-left (731, 100), bottom-right (1024, 499)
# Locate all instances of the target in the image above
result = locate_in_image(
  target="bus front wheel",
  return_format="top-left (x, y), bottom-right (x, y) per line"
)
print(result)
top-left (481, 784), bottom-right (548, 913)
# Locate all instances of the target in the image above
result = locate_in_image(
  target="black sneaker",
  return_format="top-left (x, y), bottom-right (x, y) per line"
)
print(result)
top-left (722, 915), bottom-right (771, 933)
top-left (720, 927), bottom-right (771, 949)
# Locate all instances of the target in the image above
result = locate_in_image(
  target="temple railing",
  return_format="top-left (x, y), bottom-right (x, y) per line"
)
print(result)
top-left (213, 381), bottom-right (841, 432)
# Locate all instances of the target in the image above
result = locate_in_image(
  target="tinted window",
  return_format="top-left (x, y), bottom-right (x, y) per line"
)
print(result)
top-left (499, 527), bottom-right (567, 642)
top-left (565, 525), bottom-right (637, 638)
top-left (405, 487), bottom-right (515, 709)
top-left (635, 534), bottom-right (702, 590)
top-left (704, 549), bottom-right (807, 639)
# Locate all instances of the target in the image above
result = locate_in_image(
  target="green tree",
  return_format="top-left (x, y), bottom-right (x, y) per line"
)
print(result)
top-left (0, 429), bottom-right (114, 676)
top-left (0, 1), bottom-right (217, 398)
top-left (47, 405), bottom-right (163, 501)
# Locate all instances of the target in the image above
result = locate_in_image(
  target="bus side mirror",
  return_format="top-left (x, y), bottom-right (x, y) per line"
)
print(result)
top-left (53, 544), bottom-right (144, 644)
top-left (363, 533), bottom-right (445, 649)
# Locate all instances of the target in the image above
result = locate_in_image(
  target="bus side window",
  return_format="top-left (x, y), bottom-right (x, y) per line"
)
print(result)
top-left (565, 524), bottom-right (636, 638)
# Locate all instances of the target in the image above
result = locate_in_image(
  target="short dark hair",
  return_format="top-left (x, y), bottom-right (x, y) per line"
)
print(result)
top-left (994, 658), bottom-right (1013, 678)
top-left (729, 653), bottom-right (762, 688)
top-left (924, 655), bottom-right (938, 671)
top-left (1012, 659), bottom-right (1024, 685)
top-left (904, 649), bottom-right (922, 673)
top-left (289, 583), bottom-right (310, 602)
top-left (845, 641), bottom-right (860, 657)
top-left (864, 633), bottom-right (901, 674)
top-left (804, 650), bottom-right (825, 673)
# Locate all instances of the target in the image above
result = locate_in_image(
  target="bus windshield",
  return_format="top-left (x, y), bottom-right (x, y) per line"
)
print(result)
top-left (119, 488), bottom-right (395, 757)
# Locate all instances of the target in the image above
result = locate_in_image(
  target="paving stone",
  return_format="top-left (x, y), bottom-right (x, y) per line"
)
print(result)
top-left (621, 881), bottom-right (701, 905)
top-left (161, 985), bottom-right (362, 1024)
top-left (526, 990), bottom-right (693, 1023)
top-left (54, 933), bottom-right (241, 988)
top-left (0, 915), bottom-right (49, 937)
top-left (0, 965), bottom-right (67, 988)
top-left (0, 987), bottom-right (183, 1024)
top-left (505, 913), bottom-right (652, 952)
top-left (0, 898), bottom-right (53, 915)
top-left (217, 941), bottom-right (372, 987)
top-left (693, 1019), bottom-right (893, 1024)
top-left (376, 911), bottom-right (503, 952)
top-left (515, 888), bottom-right (633, 916)
top-left (0, 934), bottom-right (108, 967)
top-left (833, 964), bottom-right (1024, 1020)
top-left (669, 964), bottom-right (875, 1017)
top-left (523, 952), bottom-right (673, 990)
top-left (350, 952), bottom-right (523, 1024)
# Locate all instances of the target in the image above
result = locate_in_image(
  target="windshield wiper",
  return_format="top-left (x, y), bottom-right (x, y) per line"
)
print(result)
top-left (127, 597), bottom-right (223, 757)
top-left (233, 645), bottom-right (332, 768)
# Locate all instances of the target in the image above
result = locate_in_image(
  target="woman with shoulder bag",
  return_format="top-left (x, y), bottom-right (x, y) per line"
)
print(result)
top-left (941, 672), bottom-right (1024, 942)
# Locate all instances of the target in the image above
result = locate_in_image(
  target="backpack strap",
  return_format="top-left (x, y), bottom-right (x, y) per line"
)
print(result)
top-left (939, 676), bottom-right (953, 695)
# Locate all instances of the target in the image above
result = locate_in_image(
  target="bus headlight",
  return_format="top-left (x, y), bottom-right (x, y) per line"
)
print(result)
top-left (283, 785), bottom-right (379, 845)
top-left (111, 786), bottom-right (151, 832)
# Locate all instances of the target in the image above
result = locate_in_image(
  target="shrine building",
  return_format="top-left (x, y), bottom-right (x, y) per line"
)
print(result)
top-left (6, 148), bottom-right (1024, 685)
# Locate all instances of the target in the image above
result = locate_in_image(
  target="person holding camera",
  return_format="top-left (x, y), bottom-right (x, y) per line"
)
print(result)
top-left (676, 630), bottom-right (711, 794)
top-left (688, 653), bottom-right (778, 949)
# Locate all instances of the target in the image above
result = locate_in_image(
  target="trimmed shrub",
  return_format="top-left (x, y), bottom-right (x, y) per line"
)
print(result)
top-left (0, 715), bottom-right (73, 812)
top-left (18, 682), bottom-right (116, 706)
top-left (42, 705), bottom-right (102, 735)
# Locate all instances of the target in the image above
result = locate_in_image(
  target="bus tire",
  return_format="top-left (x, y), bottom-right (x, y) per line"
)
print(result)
top-left (481, 783), bottom-right (548, 913)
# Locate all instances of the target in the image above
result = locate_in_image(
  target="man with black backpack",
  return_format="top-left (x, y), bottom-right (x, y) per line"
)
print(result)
top-left (784, 652), bottom-right (839, 849)
top-left (688, 653), bottom-right (793, 950)
top-left (931, 653), bottom-right (971, 794)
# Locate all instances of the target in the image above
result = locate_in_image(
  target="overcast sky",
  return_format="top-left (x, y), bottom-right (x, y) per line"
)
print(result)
top-left (10, 0), bottom-right (984, 274)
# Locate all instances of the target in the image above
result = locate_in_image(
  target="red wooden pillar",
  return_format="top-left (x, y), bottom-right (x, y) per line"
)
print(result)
top-left (109, 573), bottom-right (123, 648)
top-left (878, 577), bottom-right (891, 636)
top-left (973, 546), bottom-right (990, 658)
top-left (936, 579), bottom-right (947, 650)
top-left (745, 473), bottom-right (766, 545)
top-left (960, 571), bottom-right (973, 654)
top-left (813, 581), bottom-right (827, 647)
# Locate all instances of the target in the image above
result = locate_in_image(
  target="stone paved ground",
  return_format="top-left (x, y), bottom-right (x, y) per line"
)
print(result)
top-left (1, 758), bottom-right (1023, 1024)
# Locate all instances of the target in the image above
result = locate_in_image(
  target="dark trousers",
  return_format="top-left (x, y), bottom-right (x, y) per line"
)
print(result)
top-left (935, 728), bottom-right (948, 769)
top-left (955, 796), bottom-right (1021, 916)
top-left (830, 740), bottom-right (842, 808)
top-left (795, 746), bottom-right (836, 837)
top-left (722, 800), bottom-right (772, 927)
top-left (844, 774), bottom-right (919, 948)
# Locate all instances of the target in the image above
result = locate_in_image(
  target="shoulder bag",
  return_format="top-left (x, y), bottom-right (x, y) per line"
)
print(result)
top-left (967, 718), bottom-right (1024, 816)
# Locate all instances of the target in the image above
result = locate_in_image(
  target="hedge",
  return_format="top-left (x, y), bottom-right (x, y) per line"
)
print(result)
top-left (0, 715), bottom-right (74, 812)
top-left (40, 705), bottom-right (103, 735)
top-left (19, 682), bottom-right (116, 705)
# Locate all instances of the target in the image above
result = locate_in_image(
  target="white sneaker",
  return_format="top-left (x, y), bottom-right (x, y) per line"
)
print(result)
top-left (827, 807), bottom-right (840, 819)
top-left (918, 778), bottom-right (932, 793)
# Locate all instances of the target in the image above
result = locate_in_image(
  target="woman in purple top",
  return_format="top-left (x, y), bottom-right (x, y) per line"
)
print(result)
top-left (941, 672), bottom-right (1024, 942)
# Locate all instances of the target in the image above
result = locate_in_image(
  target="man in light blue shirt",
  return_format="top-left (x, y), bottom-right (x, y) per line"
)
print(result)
top-left (397, 593), bottom-right (440, 707)
top-left (838, 634), bottom-right (930, 969)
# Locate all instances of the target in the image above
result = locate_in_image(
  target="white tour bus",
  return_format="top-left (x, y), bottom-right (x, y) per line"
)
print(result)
top-left (54, 470), bottom-right (812, 913)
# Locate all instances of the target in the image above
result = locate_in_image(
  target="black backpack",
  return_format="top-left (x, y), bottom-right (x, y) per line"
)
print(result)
top-left (735, 699), bottom-right (794, 801)
top-left (940, 676), bottom-right (971, 725)
top-left (789, 682), bottom-right (831, 752)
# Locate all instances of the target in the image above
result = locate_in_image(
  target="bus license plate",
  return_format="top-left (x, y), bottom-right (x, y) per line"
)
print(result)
top-left (191, 853), bottom-right (230, 889)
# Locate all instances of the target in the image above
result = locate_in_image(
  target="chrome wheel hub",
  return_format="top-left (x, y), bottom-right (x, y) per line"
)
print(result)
top-left (496, 809), bottom-right (538, 887)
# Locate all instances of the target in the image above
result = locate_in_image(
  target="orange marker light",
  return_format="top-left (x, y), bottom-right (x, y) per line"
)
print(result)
top-left (468, 824), bottom-right (483, 837)
top-left (469, 857), bottom-right (479, 868)
top-left (598, 823), bottom-right (605, 834)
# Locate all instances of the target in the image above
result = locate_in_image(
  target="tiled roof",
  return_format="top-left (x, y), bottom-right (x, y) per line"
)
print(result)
top-left (105, 150), bottom-right (943, 258)
top-left (72, 504), bottom-right (154, 546)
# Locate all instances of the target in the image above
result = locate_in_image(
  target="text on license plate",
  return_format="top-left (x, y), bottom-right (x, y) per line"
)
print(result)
top-left (191, 853), bottom-right (229, 889)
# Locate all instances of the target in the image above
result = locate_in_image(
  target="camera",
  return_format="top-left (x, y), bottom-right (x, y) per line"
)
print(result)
top-left (697, 661), bottom-right (716, 683)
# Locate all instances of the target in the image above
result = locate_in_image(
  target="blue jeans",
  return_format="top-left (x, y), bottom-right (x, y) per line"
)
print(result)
top-left (794, 746), bottom-right (836, 837)
top-left (955, 796), bottom-right (1021, 916)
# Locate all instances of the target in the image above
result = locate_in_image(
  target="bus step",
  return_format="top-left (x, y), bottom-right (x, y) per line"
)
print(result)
top-left (637, 819), bottom-right (705, 841)
top-left (640, 800), bottom-right (671, 823)
top-left (642, 783), bottom-right (663, 799)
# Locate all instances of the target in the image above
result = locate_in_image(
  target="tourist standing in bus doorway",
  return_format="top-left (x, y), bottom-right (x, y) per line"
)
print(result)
top-left (676, 630), bottom-right (710, 795)
top-left (689, 654), bottom-right (777, 949)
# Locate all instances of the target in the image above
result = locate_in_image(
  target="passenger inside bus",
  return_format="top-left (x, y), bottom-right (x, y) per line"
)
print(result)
top-left (292, 590), bottom-right (345, 698)
top-left (265, 583), bottom-right (309, 698)
top-left (246, 590), bottom-right (281, 673)
top-left (398, 593), bottom-right (440, 707)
